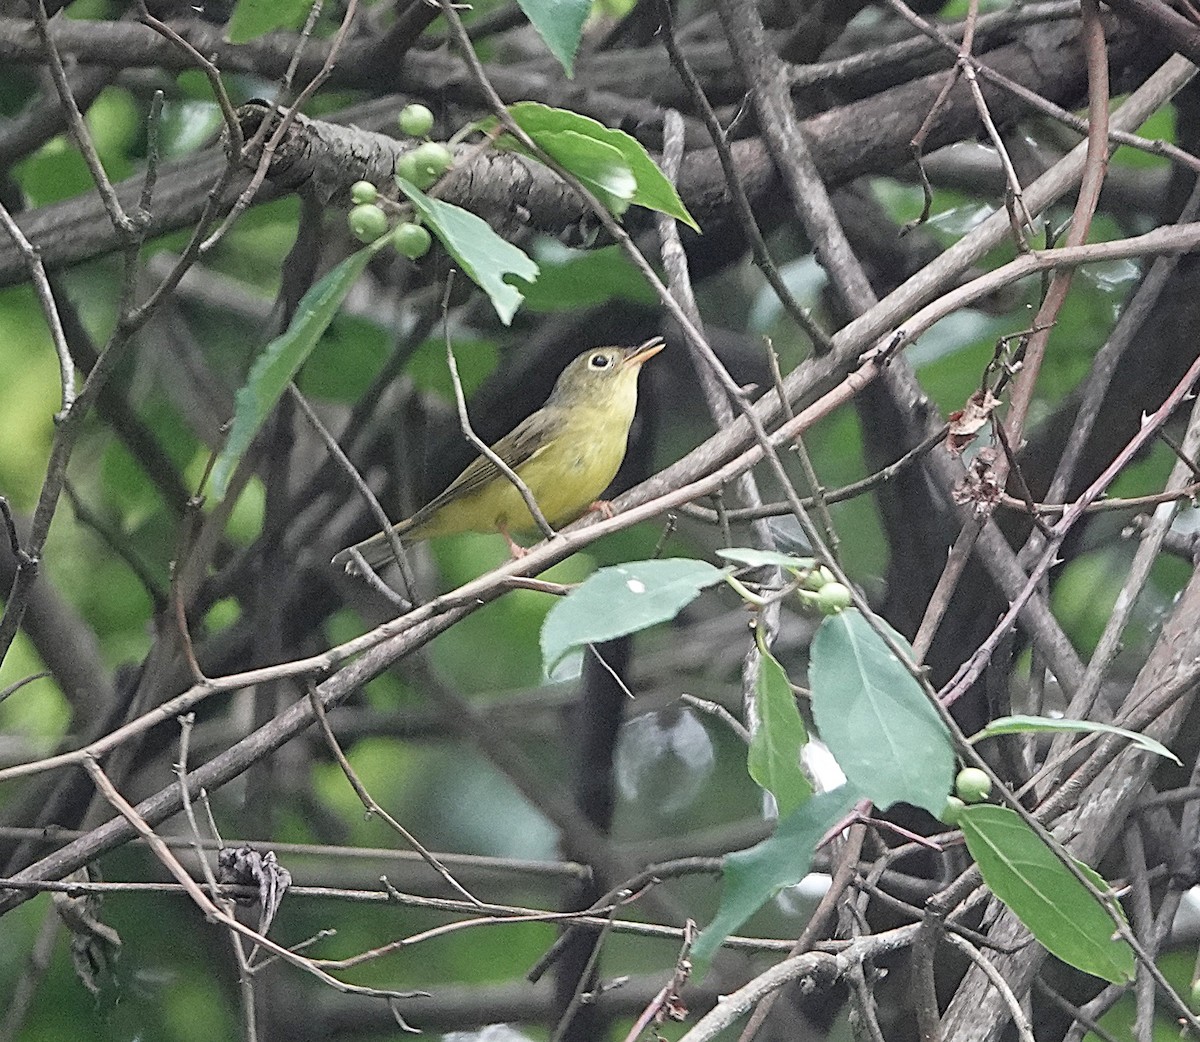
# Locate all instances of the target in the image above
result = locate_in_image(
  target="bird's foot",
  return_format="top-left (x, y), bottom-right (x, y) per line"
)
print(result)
top-left (588, 499), bottom-right (616, 519)
top-left (500, 524), bottom-right (529, 559)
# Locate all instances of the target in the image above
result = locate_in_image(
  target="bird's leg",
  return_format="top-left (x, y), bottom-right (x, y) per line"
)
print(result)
top-left (588, 500), bottom-right (616, 519)
top-left (498, 522), bottom-right (528, 559)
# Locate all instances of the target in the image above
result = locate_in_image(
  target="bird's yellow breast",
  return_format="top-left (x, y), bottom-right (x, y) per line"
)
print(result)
top-left (409, 398), bottom-right (634, 539)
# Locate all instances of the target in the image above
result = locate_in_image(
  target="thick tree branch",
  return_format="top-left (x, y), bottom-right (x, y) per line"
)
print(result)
top-left (0, 16), bottom-right (1159, 287)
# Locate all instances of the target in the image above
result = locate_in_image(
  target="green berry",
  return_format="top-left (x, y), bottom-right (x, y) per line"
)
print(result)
top-left (954, 767), bottom-right (992, 804)
top-left (940, 796), bottom-right (966, 825)
top-left (391, 222), bottom-right (432, 260)
top-left (803, 565), bottom-right (837, 592)
top-left (350, 180), bottom-right (378, 205)
top-left (815, 582), bottom-right (852, 615)
top-left (395, 152), bottom-right (437, 191)
top-left (348, 203), bottom-right (388, 243)
top-left (398, 103), bottom-right (435, 138)
top-left (411, 141), bottom-right (453, 182)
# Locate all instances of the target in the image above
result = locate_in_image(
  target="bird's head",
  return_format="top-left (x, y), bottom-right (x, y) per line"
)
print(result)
top-left (547, 337), bottom-right (665, 409)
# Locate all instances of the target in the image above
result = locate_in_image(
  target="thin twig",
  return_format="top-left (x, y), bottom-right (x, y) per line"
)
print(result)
top-left (1035, 978), bottom-right (1125, 1042)
top-left (29, 0), bottom-right (134, 236)
top-left (174, 714), bottom-right (259, 1041)
top-left (944, 933), bottom-right (1035, 1042)
top-left (288, 383), bottom-right (419, 603)
top-left (304, 683), bottom-right (482, 906)
top-left (655, 0), bottom-right (830, 352)
top-left (82, 755), bottom-right (424, 1002)
top-left (548, 900), bottom-right (621, 1042)
top-left (137, 4), bottom-right (243, 147)
top-left (679, 694), bottom-right (751, 744)
top-left (0, 199), bottom-right (75, 417)
top-left (442, 282), bottom-right (555, 541)
top-left (0, 497), bottom-right (23, 561)
top-left (198, 0), bottom-right (362, 254)
top-left (883, 0), bottom-right (1200, 177)
top-left (0, 672), bottom-right (51, 706)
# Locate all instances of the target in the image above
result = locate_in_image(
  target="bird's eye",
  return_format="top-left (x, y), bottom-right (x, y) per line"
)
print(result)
top-left (589, 353), bottom-right (612, 370)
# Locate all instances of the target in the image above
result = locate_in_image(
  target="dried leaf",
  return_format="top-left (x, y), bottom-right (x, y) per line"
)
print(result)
top-left (952, 446), bottom-right (1002, 516)
top-left (218, 845), bottom-right (293, 934)
top-left (54, 868), bottom-right (121, 1000)
top-left (947, 389), bottom-right (1001, 455)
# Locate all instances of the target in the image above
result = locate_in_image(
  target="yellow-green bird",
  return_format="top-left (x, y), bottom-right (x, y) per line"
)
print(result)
top-left (332, 338), bottom-right (664, 572)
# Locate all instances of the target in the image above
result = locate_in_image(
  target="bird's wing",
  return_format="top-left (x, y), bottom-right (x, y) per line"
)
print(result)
top-left (401, 408), bottom-right (568, 530)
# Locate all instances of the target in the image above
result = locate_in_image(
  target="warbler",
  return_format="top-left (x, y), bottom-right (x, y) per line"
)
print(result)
top-left (333, 337), bottom-right (664, 572)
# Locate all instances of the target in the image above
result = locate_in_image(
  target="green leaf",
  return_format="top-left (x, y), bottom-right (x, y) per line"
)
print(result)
top-left (691, 785), bottom-right (860, 972)
top-left (717, 548), bottom-right (817, 571)
top-left (395, 178), bottom-right (539, 325)
top-left (809, 610), bottom-right (954, 817)
top-left (540, 559), bottom-right (728, 672)
top-left (209, 242), bottom-right (383, 499)
top-left (958, 805), bottom-right (1135, 984)
top-left (535, 129), bottom-right (637, 216)
top-left (748, 629), bottom-right (812, 816)
top-left (226, 0), bottom-right (313, 43)
top-left (515, 0), bottom-right (590, 77)
top-left (972, 715), bottom-right (1180, 764)
top-left (500, 102), bottom-right (700, 231)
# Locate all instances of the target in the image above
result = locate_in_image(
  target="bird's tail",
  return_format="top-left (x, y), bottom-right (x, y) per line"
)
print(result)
top-left (331, 528), bottom-right (407, 574)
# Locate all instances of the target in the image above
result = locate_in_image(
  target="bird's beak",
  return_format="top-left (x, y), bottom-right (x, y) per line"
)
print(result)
top-left (622, 337), bottom-right (665, 368)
